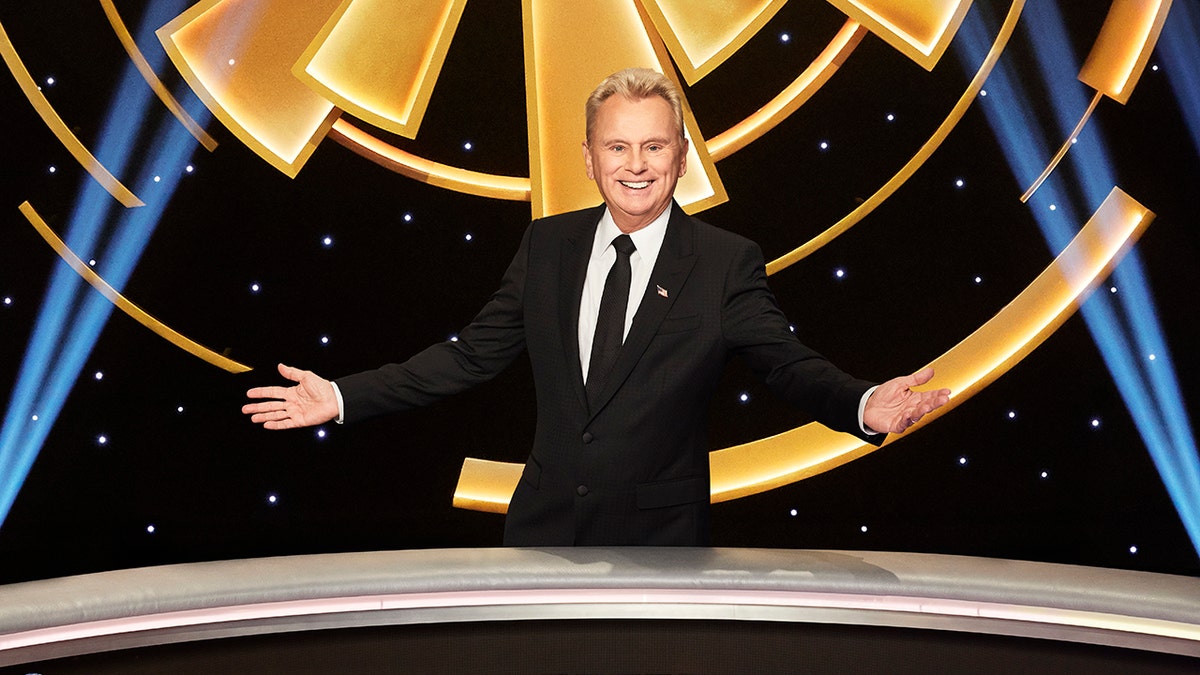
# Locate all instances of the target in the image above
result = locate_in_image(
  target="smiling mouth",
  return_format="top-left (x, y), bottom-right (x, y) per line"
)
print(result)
top-left (619, 180), bottom-right (651, 189)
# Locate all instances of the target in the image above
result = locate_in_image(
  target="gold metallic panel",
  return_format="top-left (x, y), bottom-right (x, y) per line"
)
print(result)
top-left (1079, 0), bottom-right (1171, 104)
top-left (522, 0), bottom-right (726, 218)
top-left (0, 20), bottom-right (143, 208)
top-left (637, 0), bottom-right (787, 84)
top-left (454, 187), bottom-right (1153, 512)
top-left (18, 202), bottom-right (252, 374)
top-left (1024, 0), bottom-right (1172, 201)
top-left (330, 119), bottom-right (531, 201)
top-left (707, 20), bottom-right (867, 161)
top-left (766, 0), bottom-right (1024, 274)
top-left (99, 0), bottom-right (217, 152)
top-left (157, 0), bottom-right (344, 177)
top-left (295, 0), bottom-right (466, 139)
top-left (825, 0), bottom-right (973, 70)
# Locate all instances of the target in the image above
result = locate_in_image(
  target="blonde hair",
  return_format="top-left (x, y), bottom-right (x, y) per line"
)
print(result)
top-left (585, 68), bottom-right (684, 142)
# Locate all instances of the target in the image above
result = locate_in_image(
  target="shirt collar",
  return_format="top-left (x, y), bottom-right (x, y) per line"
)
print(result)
top-left (591, 204), bottom-right (672, 263)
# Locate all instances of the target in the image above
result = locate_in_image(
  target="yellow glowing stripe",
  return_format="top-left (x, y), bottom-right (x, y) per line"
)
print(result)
top-left (453, 187), bottom-right (1152, 512)
top-left (765, 0), bottom-right (1024, 275)
top-left (329, 119), bottom-right (531, 201)
top-left (707, 20), bottom-right (866, 161)
top-left (843, 0), bottom-right (963, 56)
top-left (0, 21), bottom-right (144, 208)
top-left (1079, 0), bottom-right (1169, 103)
top-left (99, 0), bottom-right (218, 152)
top-left (19, 201), bottom-right (252, 374)
top-left (1020, 91), bottom-right (1102, 203)
top-left (638, 0), bottom-right (788, 85)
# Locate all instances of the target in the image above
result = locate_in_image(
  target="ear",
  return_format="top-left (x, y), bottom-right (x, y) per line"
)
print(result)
top-left (583, 141), bottom-right (595, 180)
top-left (678, 137), bottom-right (689, 177)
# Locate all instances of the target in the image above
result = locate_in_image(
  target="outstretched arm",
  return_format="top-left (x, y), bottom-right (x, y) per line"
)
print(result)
top-left (863, 366), bottom-right (951, 435)
top-left (243, 363), bottom-right (339, 430)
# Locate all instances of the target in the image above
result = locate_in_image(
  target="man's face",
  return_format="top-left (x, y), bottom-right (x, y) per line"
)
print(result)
top-left (583, 95), bottom-right (688, 233)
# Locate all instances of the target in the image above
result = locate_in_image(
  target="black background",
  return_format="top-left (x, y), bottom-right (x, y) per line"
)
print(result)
top-left (1, 0), bottom-right (1197, 584)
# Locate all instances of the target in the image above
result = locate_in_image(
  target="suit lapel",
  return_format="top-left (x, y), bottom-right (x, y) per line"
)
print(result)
top-left (587, 203), bottom-right (697, 420)
top-left (558, 206), bottom-right (604, 414)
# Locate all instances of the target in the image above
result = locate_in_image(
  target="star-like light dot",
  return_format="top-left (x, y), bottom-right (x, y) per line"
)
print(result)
top-left (465, 233), bottom-right (474, 242)
top-left (780, 32), bottom-right (790, 43)
top-left (980, 89), bottom-right (988, 97)
top-left (958, 456), bottom-right (968, 466)
top-left (738, 392), bottom-right (750, 404)
top-left (886, 113), bottom-right (895, 122)
top-left (316, 428), bottom-right (327, 439)
top-left (1129, 545), bottom-right (1139, 554)
top-left (1008, 411), bottom-right (1017, 419)
top-left (321, 235), bottom-right (333, 248)
top-left (177, 406), bottom-right (185, 414)
top-left (268, 494), bottom-right (278, 505)
top-left (463, 141), bottom-right (473, 151)
top-left (146, 525), bottom-right (156, 534)
top-left (250, 282), bottom-right (261, 293)
top-left (789, 509), bottom-right (798, 517)
top-left (46, 76), bottom-right (55, 86)
top-left (31, 415), bottom-right (39, 421)
top-left (955, 178), bottom-right (965, 188)
top-left (1049, 204), bottom-right (1057, 211)
top-left (94, 371), bottom-right (103, 381)
top-left (320, 335), bottom-right (330, 345)
top-left (89, 259), bottom-right (97, 267)
top-left (1148, 353), bottom-right (1156, 361)
top-left (1040, 471), bottom-right (1049, 479)
top-left (819, 140), bottom-right (829, 151)
top-left (186, 165), bottom-right (194, 173)
top-left (48, 166), bottom-right (56, 174)
top-left (3, 297), bottom-right (11, 306)
top-left (1110, 286), bottom-right (1118, 294)
top-left (834, 268), bottom-right (845, 279)
top-left (1091, 418), bottom-right (1101, 428)
top-left (228, 59), bottom-right (236, 66)
top-left (860, 525), bottom-right (868, 533)
top-left (974, 276), bottom-right (983, 284)
top-left (153, 175), bottom-right (161, 183)
top-left (403, 213), bottom-right (413, 223)
top-left (97, 434), bottom-right (108, 445)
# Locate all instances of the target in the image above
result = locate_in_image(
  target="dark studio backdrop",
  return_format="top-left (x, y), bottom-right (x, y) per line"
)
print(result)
top-left (1, 0), bottom-right (1198, 585)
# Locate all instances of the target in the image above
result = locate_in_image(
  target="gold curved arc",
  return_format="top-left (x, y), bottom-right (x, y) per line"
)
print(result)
top-left (0, 21), bottom-right (144, 208)
top-left (18, 201), bottom-right (252, 374)
top-left (99, 0), bottom-right (218, 152)
top-left (765, 0), bottom-right (1025, 276)
top-left (453, 186), bottom-right (1153, 513)
top-left (1078, 0), bottom-right (1171, 104)
top-left (1020, 91), bottom-right (1102, 203)
top-left (707, 20), bottom-right (866, 162)
top-left (329, 119), bottom-right (531, 201)
top-left (826, 0), bottom-right (973, 70)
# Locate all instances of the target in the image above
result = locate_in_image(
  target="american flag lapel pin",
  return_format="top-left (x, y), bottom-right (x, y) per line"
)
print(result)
top-left (657, 285), bottom-right (669, 298)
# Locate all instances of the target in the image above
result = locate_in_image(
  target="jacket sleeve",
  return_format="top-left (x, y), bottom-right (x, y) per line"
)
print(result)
top-left (335, 225), bottom-right (531, 424)
top-left (720, 238), bottom-right (882, 445)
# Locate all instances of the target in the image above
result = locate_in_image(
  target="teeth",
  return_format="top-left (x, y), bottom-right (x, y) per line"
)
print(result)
top-left (620, 181), bottom-right (650, 189)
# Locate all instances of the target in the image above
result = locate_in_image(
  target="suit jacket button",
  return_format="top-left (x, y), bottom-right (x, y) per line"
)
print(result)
top-left (576, 485), bottom-right (589, 496)
top-left (581, 432), bottom-right (594, 444)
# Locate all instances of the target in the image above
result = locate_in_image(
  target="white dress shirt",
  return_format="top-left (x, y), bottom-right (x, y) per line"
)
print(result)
top-left (577, 207), bottom-right (671, 384)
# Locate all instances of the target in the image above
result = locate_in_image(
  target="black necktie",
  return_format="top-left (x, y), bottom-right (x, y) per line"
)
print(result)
top-left (587, 234), bottom-right (636, 406)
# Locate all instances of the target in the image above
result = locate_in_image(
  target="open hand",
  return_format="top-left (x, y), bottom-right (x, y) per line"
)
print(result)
top-left (242, 363), bottom-right (339, 430)
top-left (862, 366), bottom-right (950, 435)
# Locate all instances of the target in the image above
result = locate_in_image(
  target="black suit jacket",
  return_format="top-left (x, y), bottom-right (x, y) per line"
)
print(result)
top-left (337, 203), bottom-right (880, 546)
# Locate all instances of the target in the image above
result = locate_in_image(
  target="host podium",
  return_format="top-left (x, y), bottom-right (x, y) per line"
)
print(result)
top-left (1, 548), bottom-right (1197, 672)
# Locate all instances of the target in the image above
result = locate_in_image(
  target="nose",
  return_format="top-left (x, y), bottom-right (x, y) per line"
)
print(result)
top-left (625, 147), bottom-right (648, 172)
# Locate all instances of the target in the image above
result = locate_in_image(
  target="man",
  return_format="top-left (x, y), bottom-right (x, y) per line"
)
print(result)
top-left (244, 68), bottom-right (950, 546)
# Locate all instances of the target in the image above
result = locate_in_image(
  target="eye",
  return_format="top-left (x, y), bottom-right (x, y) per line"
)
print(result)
top-left (646, 144), bottom-right (663, 152)
top-left (609, 144), bottom-right (625, 153)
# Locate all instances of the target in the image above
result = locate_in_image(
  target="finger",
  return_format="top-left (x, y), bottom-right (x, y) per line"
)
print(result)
top-left (251, 409), bottom-right (291, 424)
top-left (246, 385), bottom-right (292, 401)
top-left (243, 400), bottom-right (285, 415)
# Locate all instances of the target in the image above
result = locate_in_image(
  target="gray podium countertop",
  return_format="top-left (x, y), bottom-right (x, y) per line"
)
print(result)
top-left (2, 548), bottom-right (1198, 665)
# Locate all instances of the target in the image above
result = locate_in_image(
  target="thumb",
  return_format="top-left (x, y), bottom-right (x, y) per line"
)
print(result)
top-left (909, 366), bottom-right (935, 387)
top-left (277, 363), bottom-right (302, 383)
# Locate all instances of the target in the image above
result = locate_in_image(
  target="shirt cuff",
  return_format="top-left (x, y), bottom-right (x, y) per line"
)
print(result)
top-left (858, 385), bottom-right (880, 436)
top-left (330, 381), bottom-right (346, 424)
